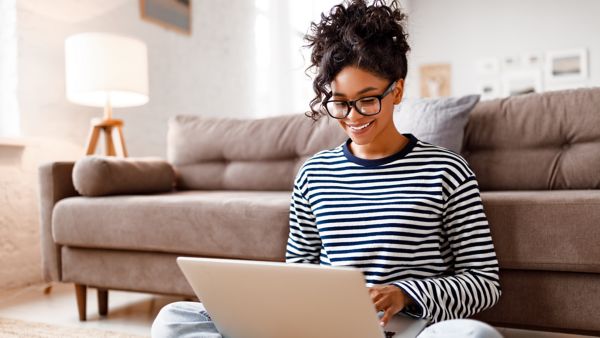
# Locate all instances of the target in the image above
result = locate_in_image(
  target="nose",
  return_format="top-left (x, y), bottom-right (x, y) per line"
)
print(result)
top-left (346, 104), bottom-right (362, 121)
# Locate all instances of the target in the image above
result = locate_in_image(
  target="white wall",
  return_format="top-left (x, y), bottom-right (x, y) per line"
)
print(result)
top-left (0, 140), bottom-right (83, 291)
top-left (0, 0), bottom-right (19, 137)
top-left (403, 0), bottom-right (600, 98)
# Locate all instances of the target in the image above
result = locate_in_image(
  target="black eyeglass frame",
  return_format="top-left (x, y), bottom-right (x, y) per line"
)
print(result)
top-left (322, 81), bottom-right (397, 119)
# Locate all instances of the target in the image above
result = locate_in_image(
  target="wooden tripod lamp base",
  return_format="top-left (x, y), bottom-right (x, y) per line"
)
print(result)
top-left (85, 117), bottom-right (128, 157)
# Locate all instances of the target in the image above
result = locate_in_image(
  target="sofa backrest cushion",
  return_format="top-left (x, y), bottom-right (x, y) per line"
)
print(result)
top-left (167, 113), bottom-right (347, 190)
top-left (462, 87), bottom-right (600, 190)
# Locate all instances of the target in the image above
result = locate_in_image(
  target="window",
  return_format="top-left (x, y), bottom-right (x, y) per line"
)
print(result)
top-left (0, 0), bottom-right (20, 137)
top-left (254, 0), bottom-right (272, 118)
top-left (287, 0), bottom-right (340, 114)
top-left (252, 0), bottom-right (339, 118)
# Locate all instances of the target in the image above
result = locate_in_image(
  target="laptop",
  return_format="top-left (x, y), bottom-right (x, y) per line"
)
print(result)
top-left (177, 256), bottom-right (429, 338)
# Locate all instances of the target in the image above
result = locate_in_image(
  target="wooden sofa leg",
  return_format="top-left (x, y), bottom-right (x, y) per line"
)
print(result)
top-left (98, 288), bottom-right (109, 316)
top-left (74, 284), bottom-right (87, 321)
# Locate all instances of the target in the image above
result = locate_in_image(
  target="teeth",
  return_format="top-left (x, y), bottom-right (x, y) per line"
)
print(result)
top-left (348, 121), bottom-right (372, 130)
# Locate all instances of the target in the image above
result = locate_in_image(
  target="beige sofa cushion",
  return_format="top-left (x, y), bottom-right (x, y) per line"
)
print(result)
top-left (72, 155), bottom-right (176, 196)
top-left (473, 269), bottom-right (600, 333)
top-left (52, 190), bottom-right (291, 261)
top-left (462, 87), bottom-right (600, 190)
top-left (52, 189), bottom-right (600, 274)
top-left (483, 190), bottom-right (600, 273)
top-left (167, 114), bottom-right (347, 191)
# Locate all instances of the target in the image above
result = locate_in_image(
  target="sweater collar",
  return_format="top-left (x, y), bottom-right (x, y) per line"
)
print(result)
top-left (342, 133), bottom-right (418, 167)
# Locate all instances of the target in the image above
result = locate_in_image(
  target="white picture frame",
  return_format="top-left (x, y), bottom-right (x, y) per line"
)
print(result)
top-left (501, 70), bottom-right (543, 97)
top-left (477, 77), bottom-right (501, 101)
top-left (476, 58), bottom-right (500, 75)
top-left (545, 48), bottom-right (588, 83)
top-left (501, 55), bottom-right (521, 71)
top-left (521, 52), bottom-right (544, 68)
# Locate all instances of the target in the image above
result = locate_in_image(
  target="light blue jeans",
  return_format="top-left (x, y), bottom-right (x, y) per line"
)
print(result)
top-left (151, 301), bottom-right (503, 338)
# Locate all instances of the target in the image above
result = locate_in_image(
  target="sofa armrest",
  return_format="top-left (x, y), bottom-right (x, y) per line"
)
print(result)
top-left (38, 161), bottom-right (80, 282)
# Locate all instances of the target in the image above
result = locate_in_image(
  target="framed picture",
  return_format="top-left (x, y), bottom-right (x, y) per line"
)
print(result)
top-left (476, 58), bottom-right (500, 75)
top-left (478, 78), bottom-right (501, 101)
top-left (545, 48), bottom-right (588, 83)
top-left (521, 52), bottom-right (544, 68)
top-left (419, 63), bottom-right (451, 98)
top-left (140, 0), bottom-right (191, 35)
top-left (501, 70), bottom-right (543, 97)
top-left (501, 55), bottom-right (521, 71)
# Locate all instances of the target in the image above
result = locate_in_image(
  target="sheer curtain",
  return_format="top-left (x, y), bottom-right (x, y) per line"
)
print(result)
top-left (0, 0), bottom-right (19, 137)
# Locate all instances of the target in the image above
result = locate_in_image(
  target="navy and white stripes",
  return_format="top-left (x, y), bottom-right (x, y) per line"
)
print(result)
top-left (286, 134), bottom-right (501, 323)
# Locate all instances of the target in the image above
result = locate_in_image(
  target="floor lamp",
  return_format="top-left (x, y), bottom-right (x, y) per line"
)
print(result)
top-left (65, 32), bottom-right (149, 157)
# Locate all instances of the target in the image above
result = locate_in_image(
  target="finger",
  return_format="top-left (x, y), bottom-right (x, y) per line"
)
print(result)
top-left (369, 290), bottom-right (384, 303)
top-left (380, 307), bottom-right (395, 327)
top-left (374, 298), bottom-right (390, 311)
top-left (370, 292), bottom-right (384, 303)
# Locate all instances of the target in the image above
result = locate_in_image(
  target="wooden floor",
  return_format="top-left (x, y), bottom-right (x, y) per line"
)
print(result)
top-left (0, 282), bottom-right (595, 338)
top-left (0, 283), bottom-right (177, 337)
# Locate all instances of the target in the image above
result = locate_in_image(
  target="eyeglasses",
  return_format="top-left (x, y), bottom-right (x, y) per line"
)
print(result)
top-left (323, 81), bottom-right (396, 119)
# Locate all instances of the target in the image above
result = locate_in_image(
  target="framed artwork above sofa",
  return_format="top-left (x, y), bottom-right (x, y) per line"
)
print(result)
top-left (139, 0), bottom-right (191, 35)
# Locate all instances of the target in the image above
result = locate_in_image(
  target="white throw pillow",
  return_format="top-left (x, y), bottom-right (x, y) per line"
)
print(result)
top-left (393, 94), bottom-right (480, 153)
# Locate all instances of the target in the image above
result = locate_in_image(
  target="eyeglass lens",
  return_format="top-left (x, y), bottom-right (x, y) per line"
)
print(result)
top-left (326, 97), bottom-right (381, 118)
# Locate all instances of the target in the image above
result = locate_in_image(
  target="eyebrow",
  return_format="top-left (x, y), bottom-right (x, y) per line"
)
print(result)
top-left (332, 86), bottom-right (379, 98)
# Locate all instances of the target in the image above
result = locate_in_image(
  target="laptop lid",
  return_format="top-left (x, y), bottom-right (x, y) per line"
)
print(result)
top-left (177, 257), bottom-right (427, 338)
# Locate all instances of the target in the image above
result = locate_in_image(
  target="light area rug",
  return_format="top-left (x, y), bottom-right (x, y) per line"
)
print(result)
top-left (0, 317), bottom-right (146, 338)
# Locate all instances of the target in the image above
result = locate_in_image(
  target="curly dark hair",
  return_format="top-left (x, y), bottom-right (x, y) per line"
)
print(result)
top-left (304, 0), bottom-right (410, 121)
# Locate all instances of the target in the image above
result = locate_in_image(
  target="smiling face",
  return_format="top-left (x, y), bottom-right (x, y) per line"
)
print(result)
top-left (330, 66), bottom-right (404, 148)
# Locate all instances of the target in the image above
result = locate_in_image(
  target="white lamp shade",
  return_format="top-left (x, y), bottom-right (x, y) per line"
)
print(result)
top-left (65, 32), bottom-right (149, 108)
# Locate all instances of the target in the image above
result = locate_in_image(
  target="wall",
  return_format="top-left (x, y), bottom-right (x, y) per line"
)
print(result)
top-left (0, 141), bottom-right (82, 290)
top-left (0, 0), bottom-right (19, 137)
top-left (403, 0), bottom-right (600, 98)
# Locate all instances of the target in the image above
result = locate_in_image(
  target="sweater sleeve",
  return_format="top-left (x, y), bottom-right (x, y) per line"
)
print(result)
top-left (393, 176), bottom-right (502, 323)
top-left (285, 177), bottom-right (321, 265)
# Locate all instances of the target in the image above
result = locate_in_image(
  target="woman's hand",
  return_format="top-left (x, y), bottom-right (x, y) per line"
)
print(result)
top-left (368, 284), bottom-right (412, 326)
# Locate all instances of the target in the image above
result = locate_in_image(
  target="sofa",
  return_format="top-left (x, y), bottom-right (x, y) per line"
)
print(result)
top-left (38, 87), bottom-right (600, 335)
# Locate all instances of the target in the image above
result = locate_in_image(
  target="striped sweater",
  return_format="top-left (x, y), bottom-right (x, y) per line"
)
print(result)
top-left (285, 133), bottom-right (501, 323)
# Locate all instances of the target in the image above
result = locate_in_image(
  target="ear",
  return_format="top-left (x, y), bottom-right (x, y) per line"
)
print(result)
top-left (392, 79), bottom-right (405, 105)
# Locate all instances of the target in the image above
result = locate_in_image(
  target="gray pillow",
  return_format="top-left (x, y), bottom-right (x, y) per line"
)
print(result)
top-left (72, 155), bottom-right (177, 196)
top-left (393, 94), bottom-right (480, 153)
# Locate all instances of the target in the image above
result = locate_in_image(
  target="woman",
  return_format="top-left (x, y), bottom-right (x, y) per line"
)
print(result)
top-left (152, 1), bottom-right (501, 337)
